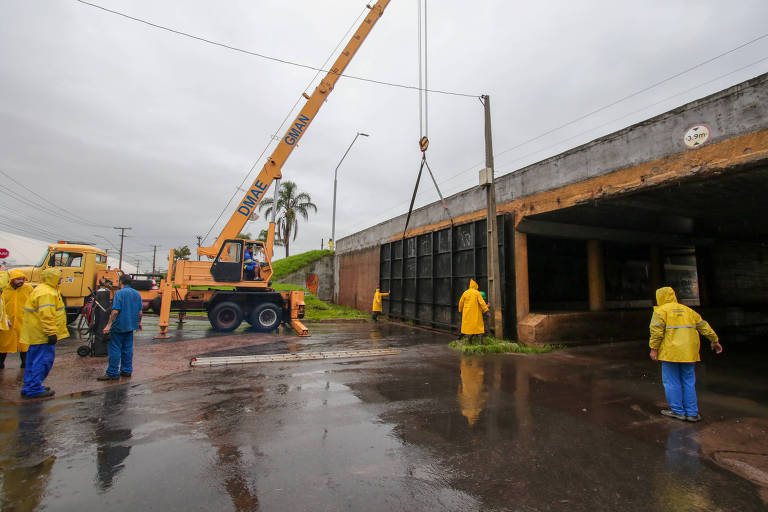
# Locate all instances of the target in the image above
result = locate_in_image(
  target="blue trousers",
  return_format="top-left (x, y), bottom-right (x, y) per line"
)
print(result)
top-left (22, 344), bottom-right (56, 397)
top-left (107, 331), bottom-right (134, 377)
top-left (661, 361), bottom-right (698, 416)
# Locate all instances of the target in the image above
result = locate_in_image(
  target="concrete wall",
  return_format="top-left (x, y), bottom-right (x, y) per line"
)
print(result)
top-left (278, 254), bottom-right (334, 301)
top-left (336, 247), bottom-right (379, 311)
top-left (337, 73), bottom-right (768, 255)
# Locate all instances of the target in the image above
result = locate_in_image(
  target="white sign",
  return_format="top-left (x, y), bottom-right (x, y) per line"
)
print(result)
top-left (684, 124), bottom-right (710, 148)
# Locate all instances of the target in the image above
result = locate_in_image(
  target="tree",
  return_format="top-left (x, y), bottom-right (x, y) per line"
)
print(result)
top-left (256, 229), bottom-right (284, 247)
top-left (258, 181), bottom-right (317, 257)
top-left (236, 232), bottom-right (252, 240)
top-left (173, 245), bottom-right (191, 260)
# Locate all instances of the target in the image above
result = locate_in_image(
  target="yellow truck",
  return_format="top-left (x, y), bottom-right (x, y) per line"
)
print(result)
top-left (14, 242), bottom-right (122, 324)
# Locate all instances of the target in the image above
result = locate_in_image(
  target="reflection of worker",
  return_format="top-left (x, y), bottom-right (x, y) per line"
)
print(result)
top-left (20, 268), bottom-right (69, 398)
top-left (371, 287), bottom-right (389, 322)
top-left (99, 274), bottom-right (142, 381)
top-left (649, 286), bottom-right (722, 422)
top-left (244, 247), bottom-right (256, 280)
top-left (458, 357), bottom-right (488, 427)
top-left (0, 270), bottom-right (33, 369)
top-left (458, 279), bottom-right (488, 344)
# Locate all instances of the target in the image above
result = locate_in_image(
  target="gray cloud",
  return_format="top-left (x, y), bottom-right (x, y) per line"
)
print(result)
top-left (1, 0), bottom-right (767, 265)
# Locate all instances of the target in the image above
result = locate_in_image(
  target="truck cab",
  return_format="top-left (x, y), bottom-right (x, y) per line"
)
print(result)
top-left (15, 243), bottom-right (120, 323)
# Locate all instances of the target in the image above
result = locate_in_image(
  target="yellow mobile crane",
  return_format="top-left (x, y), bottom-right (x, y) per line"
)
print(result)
top-left (156, 0), bottom-right (390, 338)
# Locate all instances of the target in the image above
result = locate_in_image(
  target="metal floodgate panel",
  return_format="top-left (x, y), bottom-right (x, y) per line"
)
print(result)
top-left (190, 348), bottom-right (401, 367)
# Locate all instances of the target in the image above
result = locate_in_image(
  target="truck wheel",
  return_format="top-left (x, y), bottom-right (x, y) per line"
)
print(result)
top-left (209, 301), bottom-right (243, 332)
top-left (150, 296), bottom-right (162, 315)
top-left (250, 303), bottom-right (281, 332)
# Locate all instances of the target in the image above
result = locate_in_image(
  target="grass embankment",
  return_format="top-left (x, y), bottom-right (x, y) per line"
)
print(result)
top-left (449, 336), bottom-right (565, 355)
top-left (271, 283), bottom-right (368, 321)
top-left (271, 250), bottom-right (332, 281)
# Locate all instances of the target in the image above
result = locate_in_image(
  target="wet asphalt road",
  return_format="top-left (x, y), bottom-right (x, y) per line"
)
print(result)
top-left (0, 321), bottom-right (766, 511)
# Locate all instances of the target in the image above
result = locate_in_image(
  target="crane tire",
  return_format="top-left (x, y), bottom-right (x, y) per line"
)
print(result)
top-left (209, 301), bottom-right (243, 332)
top-left (250, 303), bottom-right (282, 332)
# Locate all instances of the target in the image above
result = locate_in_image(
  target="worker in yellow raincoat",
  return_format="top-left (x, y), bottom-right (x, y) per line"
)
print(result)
top-left (0, 272), bottom-right (10, 364)
top-left (458, 279), bottom-right (488, 344)
top-left (20, 268), bottom-right (70, 399)
top-left (0, 269), bottom-right (32, 369)
top-left (371, 287), bottom-right (389, 322)
top-left (649, 286), bottom-right (722, 422)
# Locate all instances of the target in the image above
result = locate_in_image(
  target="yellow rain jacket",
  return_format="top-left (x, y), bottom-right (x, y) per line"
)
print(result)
top-left (0, 269), bottom-right (32, 353)
top-left (372, 288), bottom-right (389, 312)
top-left (649, 287), bottom-right (718, 363)
top-left (20, 268), bottom-right (69, 346)
top-left (0, 272), bottom-right (9, 334)
top-left (458, 279), bottom-right (488, 335)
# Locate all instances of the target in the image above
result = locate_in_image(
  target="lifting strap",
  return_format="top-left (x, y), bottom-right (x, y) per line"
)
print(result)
top-left (402, 141), bottom-right (454, 240)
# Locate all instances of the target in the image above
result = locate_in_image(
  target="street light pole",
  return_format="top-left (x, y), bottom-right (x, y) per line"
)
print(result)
top-left (331, 132), bottom-right (369, 251)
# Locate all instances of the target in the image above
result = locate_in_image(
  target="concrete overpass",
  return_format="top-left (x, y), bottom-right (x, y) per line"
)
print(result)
top-left (335, 72), bottom-right (768, 345)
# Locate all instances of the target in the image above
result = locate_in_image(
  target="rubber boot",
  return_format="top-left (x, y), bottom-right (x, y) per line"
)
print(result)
top-left (20, 351), bottom-right (27, 368)
top-left (0, 352), bottom-right (5, 369)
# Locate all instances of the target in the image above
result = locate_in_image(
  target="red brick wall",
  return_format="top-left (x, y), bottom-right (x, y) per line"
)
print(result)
top-left (338, 247), bottom-right (380, 311)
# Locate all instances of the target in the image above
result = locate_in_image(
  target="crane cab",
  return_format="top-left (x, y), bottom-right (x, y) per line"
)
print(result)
top-left (210, 239), bottom-right (273, 286)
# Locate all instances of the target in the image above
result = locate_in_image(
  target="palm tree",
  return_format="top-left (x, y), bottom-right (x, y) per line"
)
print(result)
top-left (258, 181), bottom-right (317, 257)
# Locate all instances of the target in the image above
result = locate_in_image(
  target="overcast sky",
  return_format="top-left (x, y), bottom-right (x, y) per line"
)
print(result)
top-left (1, 0), bottom-right (767, 269)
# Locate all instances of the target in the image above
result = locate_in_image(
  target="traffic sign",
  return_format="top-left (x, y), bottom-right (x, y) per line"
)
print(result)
top-left (0, 248), bottom-right (8, 259)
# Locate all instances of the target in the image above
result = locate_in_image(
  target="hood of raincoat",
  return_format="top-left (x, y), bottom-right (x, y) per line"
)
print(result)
top-left (655, 287), bottom-right (678, 306)
top-left (9, 269), bottom-right (25, 281)
top-left (41, 267), bottom-right (62, 288)
top-left (0, 271), bottom-right (8, 292)
top-left (469, 279), bottom-right (478, 290)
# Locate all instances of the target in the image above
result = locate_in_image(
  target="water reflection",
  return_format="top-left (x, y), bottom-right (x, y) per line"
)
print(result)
top-left (197, 393), bottom-right (262, 511)
top-left (457, 357), bottom-right (488, 427)
top-left (657, 426), bottom-right (715, 510)
top-left (0, 402), bottom-right (56, 510)
top-left (95, 386), bottom-right (132, 490)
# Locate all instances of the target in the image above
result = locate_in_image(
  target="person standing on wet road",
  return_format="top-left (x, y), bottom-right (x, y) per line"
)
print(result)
top-left (649, 286), bottom-right (723, 422)
top-left (20, 268), bottom-right (69, 399)
top-left (371, 287), bottom-right (389, 322)
top-left (458, 279), bottom-right (488, 344)
top-left (98, 274), bottom-right (142, 381)
top-left (0, 269), bottom-right (33, 369)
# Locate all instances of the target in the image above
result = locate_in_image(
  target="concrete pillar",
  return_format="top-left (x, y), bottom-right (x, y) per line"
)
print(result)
top-left (587, 240), bottom-right (606, 312)
top-left (514, 229), bottom-right (530, 325)
top-left (649, 244), bottom-right (663, 297)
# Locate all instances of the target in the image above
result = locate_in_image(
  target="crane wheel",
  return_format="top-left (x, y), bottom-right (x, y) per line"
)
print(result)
top-left (250, 303), bottom-right (282, 332)
top-left (209, 301), bottom-right (243, 332)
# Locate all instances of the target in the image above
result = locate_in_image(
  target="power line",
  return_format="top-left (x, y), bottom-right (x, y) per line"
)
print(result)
top-left (201, 5), bottom-right (369, 244)
top-left (73, 0), bottom-right (478, 99)
top-left (0, 169), bottom-right (111, 228)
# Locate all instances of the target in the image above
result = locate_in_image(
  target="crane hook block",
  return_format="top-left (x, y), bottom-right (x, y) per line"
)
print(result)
top-left (419, 136), bottom-right (429, 153)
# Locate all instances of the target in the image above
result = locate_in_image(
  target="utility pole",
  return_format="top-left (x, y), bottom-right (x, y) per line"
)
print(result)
top-left (136, 259), bottom-right (141, 274)
top-left (481, 95), bottom-right (503, 339)
top-left (113, 226), bottom-right (132, 270)
top-left (150, 245), bottom-right (159, 273)
top-left (196, 236), bottom-right (203, 261)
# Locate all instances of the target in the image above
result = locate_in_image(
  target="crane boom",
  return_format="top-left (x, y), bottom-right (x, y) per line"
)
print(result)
top-left (199, 0), bottom-right (390, 259)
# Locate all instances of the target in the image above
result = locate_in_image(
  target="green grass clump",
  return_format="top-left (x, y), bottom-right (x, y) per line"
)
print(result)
top-left (271, 283), bottom-right (368, 321)
top-left (271, 250), bottom-right (332, 281)
top-left (449, 336), bottom-right (565, 355)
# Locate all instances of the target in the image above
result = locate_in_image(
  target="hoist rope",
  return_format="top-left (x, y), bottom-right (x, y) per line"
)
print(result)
top-left (403, 0), bottom-right (452, 240)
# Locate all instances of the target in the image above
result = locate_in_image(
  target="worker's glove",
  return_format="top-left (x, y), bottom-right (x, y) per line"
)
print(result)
top-left (47, 335), bottom-right (58, 345)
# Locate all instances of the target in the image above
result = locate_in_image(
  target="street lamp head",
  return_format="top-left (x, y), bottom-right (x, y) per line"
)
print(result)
top-left (358, 132), bottom-right (370, 137)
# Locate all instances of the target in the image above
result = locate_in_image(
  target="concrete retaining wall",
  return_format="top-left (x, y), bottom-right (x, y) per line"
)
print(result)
top-left (278, 254), bottom-right (334, 301)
